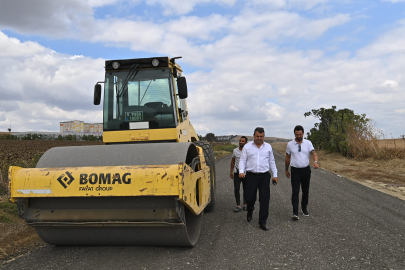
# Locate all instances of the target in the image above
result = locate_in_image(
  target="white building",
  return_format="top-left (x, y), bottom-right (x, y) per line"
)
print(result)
top-left (60, 120), bottom-right (103, 133)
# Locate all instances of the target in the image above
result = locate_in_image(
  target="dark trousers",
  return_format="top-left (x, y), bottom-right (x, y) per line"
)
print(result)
top-left (245, 172), bottom-right (271, 225)
top-left (291, 166), bottom-right (311, 214)
top-left (233, 173), bottom-right (246, 206)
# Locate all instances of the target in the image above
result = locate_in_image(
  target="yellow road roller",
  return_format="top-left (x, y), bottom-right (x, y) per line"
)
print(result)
top-left (8, 56), bottom-right (216, 246)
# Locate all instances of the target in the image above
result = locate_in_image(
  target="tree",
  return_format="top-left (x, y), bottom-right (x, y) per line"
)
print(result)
top-left (205, 133), bottom-right (217, 142)
top-left (304, 106), bottom-right (369, 156)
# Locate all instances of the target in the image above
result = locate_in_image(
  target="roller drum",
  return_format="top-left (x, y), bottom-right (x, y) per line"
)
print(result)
top-left (25, 143), bottom-right (204, 246)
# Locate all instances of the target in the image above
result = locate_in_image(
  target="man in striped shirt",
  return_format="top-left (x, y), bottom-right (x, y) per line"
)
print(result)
top-left (239, 127), bottom-right (279, 231)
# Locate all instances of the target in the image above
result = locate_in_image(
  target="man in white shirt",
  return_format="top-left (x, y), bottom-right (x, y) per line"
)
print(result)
top-left (230, 136), bottom-right (248, 212)
top-left (285, 125), bottom-right (319, 220)
top-left (239, 127), bottom-right (279, 231)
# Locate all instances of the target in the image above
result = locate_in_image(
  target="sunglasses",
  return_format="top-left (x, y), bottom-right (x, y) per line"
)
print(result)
top-left (298, 144), bottom-right (301, 152)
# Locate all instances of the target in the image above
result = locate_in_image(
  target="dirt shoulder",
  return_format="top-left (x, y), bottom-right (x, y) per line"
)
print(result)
top-left (0, 196), bottom-right (45, 264)
top-left (271, 142), bottom-right (405, 201)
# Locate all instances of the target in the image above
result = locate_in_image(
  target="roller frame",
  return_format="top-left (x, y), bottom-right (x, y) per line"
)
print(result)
top-left (8, 142), bottom-right (212, 246)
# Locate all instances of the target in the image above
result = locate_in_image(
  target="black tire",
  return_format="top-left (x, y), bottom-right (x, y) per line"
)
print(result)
top-left (193, 141), bottom-right (216, 212)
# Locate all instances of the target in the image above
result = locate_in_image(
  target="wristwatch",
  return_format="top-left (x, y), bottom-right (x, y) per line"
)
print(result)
top-left (314, 161), bottom-right (319, 164)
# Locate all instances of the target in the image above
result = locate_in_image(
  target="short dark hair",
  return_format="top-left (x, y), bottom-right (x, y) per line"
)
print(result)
top-left (294, 125), bottom-right (304, 133)
top-left (254, 127), bottom-right (264, 135)
top-left (240, 136), bottom-right (248, 142)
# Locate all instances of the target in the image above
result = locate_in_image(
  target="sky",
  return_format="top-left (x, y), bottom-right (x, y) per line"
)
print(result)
top-left (0, 0), bottom-right (404, 139)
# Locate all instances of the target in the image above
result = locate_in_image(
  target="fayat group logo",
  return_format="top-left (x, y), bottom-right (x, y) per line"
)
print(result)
top-left (57, 171), bottom-right (75, 189)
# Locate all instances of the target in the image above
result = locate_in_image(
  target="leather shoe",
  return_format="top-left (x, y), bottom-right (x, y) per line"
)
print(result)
top-left (259, 224), bottom-right (269, 231)
top-left (247, 211), bottom-right (253, 222)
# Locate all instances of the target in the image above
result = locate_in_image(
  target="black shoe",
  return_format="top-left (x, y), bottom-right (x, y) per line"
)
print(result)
top-left (301, 208), bottom-right (309, 216)
top-left (247, 211), bottom-right (253, 222)
top-left (292, 213), bottom-right (299, 220)
top-left (259, 224), bottom-right (269, 231)
top-left (242, 205), bottom-right (247, 211)
top-left (234, 206), bottom-right (242, 213)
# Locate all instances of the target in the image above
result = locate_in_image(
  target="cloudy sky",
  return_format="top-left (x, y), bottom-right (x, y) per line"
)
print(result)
top-left (0, 0), bottom-right (404, 139)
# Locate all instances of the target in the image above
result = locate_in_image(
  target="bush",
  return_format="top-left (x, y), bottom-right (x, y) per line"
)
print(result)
top-left (212, 143), bottom-right (237, 152)
top-left (0, 201), bottom-right (18, 223)
top-left (0, 133), bottom-right (102, 141)
top-left (0, 134), bottom-right (18, 140)
top-left (305, 106), bottom-right (369, 156)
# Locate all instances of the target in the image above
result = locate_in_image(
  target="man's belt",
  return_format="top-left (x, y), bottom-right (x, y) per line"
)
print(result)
top-left (247, 171), bottom-right (269, 176)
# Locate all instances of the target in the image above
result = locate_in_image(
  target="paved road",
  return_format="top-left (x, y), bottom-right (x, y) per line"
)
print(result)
top-left (2, 151), bottom-right (405, 269)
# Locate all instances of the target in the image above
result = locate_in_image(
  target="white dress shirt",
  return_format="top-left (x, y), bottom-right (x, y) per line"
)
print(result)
top-left (286, 139), bottom-right (314, 168)
top-left (232, 147), bottom-right (242, 173)
top-left (239, 141), bottom-right (278, 177)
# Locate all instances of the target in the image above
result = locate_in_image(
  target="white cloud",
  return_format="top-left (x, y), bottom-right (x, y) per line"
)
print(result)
top-left (248, 0), bottom-right (332, 10)
top-left (0, 32), bottom-right (46, 57)
top-left (0, 0), bottom-right (93, 38)
top-left (334, 84), bottom-right (357, 93)
top-left (146, 0), bottom-right (237, 15)
top-left (381, 80), bottom-right (399, 89)
top-left (381, 0), bottom-right (405, 3)
top-left (87, 0), bottom-right (122, 7)
top-left (0, 32), bottom-right (104, 132)
top-left (1, 102), bottom-right (102, 132)
top-left (357, 19), bottom-right (405, 58)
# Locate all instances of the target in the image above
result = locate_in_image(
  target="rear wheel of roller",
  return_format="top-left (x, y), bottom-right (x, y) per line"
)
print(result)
top-left (193, 141), bottom-right (216, 213)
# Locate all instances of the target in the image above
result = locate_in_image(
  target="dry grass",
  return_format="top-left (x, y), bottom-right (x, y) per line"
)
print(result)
top-left (210, 142), bottom-right (237, 159)
top-left (377, 139), bottom-right (405, 149)
top-left (346, 124), bottom-right (405, 159)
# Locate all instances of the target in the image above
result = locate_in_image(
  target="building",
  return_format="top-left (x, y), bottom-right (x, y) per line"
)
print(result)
top-left (216, 135), bottom-right (237, 142)
top-left (60, 120), bottom-right (103, 133)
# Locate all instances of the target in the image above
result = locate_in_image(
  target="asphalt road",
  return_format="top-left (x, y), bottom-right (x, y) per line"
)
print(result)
top-left (2, 151), bottom-right (405, 270)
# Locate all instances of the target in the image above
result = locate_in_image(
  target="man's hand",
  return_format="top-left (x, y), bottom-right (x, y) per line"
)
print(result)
top-left (230, 172), bottom-right (234, 179)
top-left (239, 173), bottom-right (245, 178)
top-left (285, 170), bottom-right (290, 178)
top-left (314, 162), bottom-right (319, 169)
top-left (272, 177), bottom-right (279, 184)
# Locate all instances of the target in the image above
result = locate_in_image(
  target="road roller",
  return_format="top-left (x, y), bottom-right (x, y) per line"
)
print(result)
top-left (8, 56), bottom-right (216, 246)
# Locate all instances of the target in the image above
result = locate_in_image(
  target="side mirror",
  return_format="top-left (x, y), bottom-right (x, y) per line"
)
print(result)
top-left (177, 77), bottom-right (188, 99)
top-left (94, 84), bottom-right (102, 105)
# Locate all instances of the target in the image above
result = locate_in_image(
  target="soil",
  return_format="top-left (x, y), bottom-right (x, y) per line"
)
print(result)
top-left (0, 222), bottom-right (45, 263)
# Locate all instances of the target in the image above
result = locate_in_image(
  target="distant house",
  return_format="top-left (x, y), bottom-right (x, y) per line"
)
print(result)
top-left (60, 120), bottom-right (103, 133)
top-left (216, 135), bottom-right (237, 142)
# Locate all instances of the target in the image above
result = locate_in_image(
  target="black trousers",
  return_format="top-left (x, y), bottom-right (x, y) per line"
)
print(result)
top-left (291, 166), bottom-right (311, 214)
top-left (233, 173), bottom-right (246, 206)
top-left (245, 172), bottom-right (271, 225)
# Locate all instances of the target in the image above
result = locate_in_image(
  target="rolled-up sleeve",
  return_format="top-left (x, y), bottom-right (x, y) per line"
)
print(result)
top-left (239, 146), bottom-right (248, 173)
top-left (269, 148), bottom-right (278, 177)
